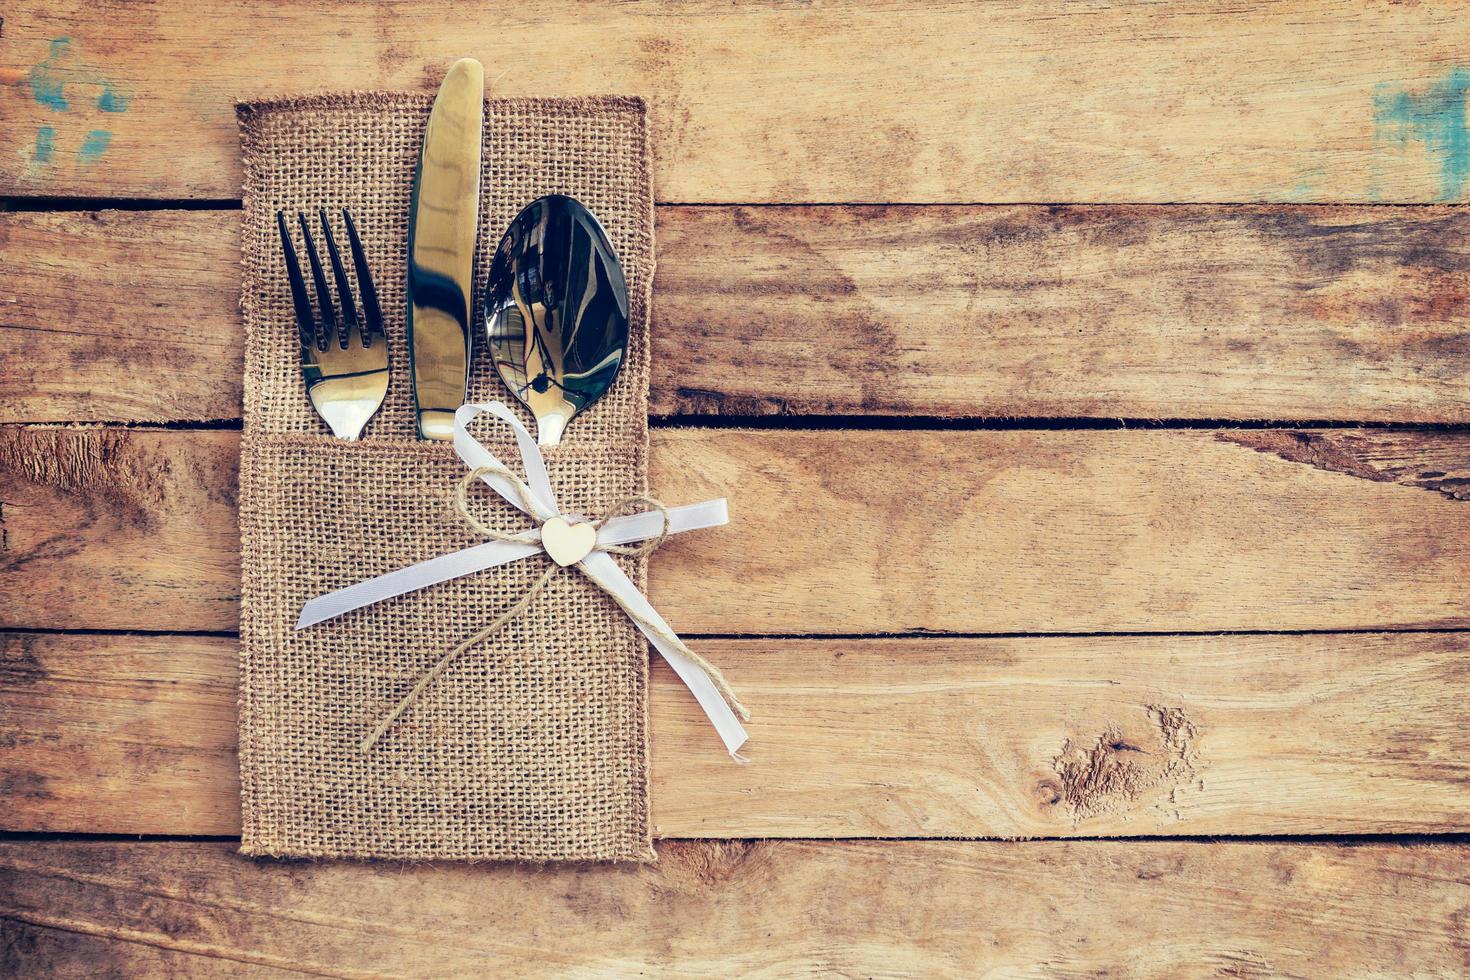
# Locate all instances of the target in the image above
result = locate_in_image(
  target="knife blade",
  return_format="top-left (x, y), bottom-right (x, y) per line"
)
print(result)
top-left (407, 58), bottom-right (483, 440)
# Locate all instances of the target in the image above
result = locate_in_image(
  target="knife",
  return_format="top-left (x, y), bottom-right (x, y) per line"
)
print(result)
top-left (407, 58), bottom-right (483, 440)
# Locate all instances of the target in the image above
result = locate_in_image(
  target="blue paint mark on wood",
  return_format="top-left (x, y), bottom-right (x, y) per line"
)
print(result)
top-left (29, 38), bottom-right (73, 111)
top-left (76, 129), bottom-right (111, 163)
top-left (27, 36), bottom-right (133, 114)
top-left (97, 84), bottom-right (130, 113)
top-left (32, 126), bottom-right (57, 164)
top-left (20, 37), bottom-right (128, 174)
top-left (1373, 68), bottom-right (1470, 202)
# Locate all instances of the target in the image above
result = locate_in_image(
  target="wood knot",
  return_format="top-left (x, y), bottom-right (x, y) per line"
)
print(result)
top-left (1050, 705), bottom-right (1200, 823)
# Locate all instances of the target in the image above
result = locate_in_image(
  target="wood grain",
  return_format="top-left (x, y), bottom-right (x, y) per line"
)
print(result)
top-left (3, 425), bottom-right (1466, 634)
top-left (0, 427), bottom-right (243, 632)
top-left (3, 2), bottom-right (1469, 202)
top-left (6, 630), bottom-right (1470, 838)
top-left (658, 204), bottom-right (1470, 422)
top-left (4, 839), bottom-right (1469, 976)
top-left (5, 1), bottom-right (1468, 966)
top-left (6, 206), bottom-right (1470, 425)
top-left (0, 210), bottom-right (244, 423)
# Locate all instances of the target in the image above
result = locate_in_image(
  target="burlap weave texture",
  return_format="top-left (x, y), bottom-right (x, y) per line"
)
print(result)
top-left (236, 93), bottom-right (654, 861)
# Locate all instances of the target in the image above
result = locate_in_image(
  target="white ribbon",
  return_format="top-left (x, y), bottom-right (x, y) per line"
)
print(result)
top-left (297, 401), bottom-right (749, 758)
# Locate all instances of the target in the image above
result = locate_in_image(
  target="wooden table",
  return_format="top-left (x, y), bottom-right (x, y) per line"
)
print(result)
top-left (3, 2), bottom-right (1469, 975)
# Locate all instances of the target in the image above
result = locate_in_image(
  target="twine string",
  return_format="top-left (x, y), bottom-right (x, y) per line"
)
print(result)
top-left (360, 465), bottom-right (748, 753)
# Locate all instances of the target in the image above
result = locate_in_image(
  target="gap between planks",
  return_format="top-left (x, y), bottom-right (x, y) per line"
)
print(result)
top-left (9, 831), bottom-right (1470, 845)
top-left (16, 198), bottom-right (1470, 210)
top-left (14, 416), bottom-right (1470, 433)
top-left (14, 625), bottom-right (1470, 641)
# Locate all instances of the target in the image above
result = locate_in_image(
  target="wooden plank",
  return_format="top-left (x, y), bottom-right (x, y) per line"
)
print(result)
top-left (6, 630), bottom-right (1470, 838)
top-left (0, 210), bottom-right (244, 424)
top-left (4, 839), bottom-right (1469, 976)
top-left (657, 204), bottom-right (1470, 422)
top-left (0, 428), bottom-right (243, 633)
top-left (2, 918), bottom-right (301, 980)
top-left (2, 632), bottom-right (241, 836)
top-left (3, 2), bottom-right (1470, 203)
top-left (3, 425), bottom-right (1466, 634)
top-left (7, 206), bottom-right (1470, 425)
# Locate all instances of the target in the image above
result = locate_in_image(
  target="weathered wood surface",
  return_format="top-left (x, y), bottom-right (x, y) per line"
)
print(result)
top-left (0, 210), bottom-right (243, 423)
top-left (6, 207), bottom-right (1470, 425)
top-left (4, 1), bottom-right (1469, 971)
top-left (4, 425), bottom-right (1466, 634)
top-left (4, 839), bottom-right (1469, 976)
top-left (6, 630), bottom-right (1470, 838)
top-left (4, 2), bottom-right (1470, 203)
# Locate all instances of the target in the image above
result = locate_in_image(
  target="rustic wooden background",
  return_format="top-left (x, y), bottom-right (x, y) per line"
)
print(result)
top-left (3, 1), bottom-right (1470, 975)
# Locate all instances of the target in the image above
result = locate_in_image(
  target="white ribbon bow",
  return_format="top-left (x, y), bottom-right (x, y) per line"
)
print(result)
top-left (297, 402), bottom-right (749, 758)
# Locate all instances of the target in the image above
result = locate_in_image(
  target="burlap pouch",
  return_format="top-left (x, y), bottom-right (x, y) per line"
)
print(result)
top-left (236, 93), bottom-right (655, 861)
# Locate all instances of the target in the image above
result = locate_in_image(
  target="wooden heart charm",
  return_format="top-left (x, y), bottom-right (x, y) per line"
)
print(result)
top-left (541, 516), bottom-right (597, 567)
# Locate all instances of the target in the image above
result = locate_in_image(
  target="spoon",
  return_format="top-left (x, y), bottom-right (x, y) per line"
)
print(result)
top-left (484, 194), bottom-right (630, 447)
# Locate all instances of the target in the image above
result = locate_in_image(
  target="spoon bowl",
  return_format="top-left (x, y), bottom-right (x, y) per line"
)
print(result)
top-left (484, 194), bottom-right (630, 447)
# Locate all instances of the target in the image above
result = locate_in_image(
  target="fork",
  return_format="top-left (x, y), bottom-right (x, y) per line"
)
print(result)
top-left (277, 208), bottom-right (388, 440)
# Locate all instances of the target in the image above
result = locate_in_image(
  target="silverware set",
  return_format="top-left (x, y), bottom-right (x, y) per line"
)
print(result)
top-left (277, 58), bottom-right (631, 447)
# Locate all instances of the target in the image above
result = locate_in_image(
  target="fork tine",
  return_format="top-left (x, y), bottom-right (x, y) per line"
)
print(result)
top-left (318, 208), bottom-right (358, 350)
top-left (276, 211), bottom-right (316, 349)
top-left (342, 209), bottom-right (382, 348)
top-left (297, 212), bottom-right (335, 352)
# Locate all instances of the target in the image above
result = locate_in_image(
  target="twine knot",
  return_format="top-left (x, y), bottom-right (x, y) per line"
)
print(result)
top-left (454, 464), bottom-right (674, 559)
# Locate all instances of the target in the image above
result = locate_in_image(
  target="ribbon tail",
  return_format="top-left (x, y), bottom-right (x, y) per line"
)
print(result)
top-left (596, 498), bottom-right (729, 547)
top-left (579, 551), bottom-right (750, 758)
top-left (297, 538), bottom-right (542, 629)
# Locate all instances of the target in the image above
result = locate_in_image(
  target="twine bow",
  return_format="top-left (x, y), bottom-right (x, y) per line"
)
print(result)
top-left (297, 402), bottom-right (751, 759)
